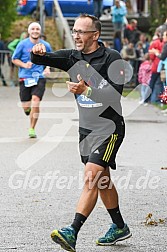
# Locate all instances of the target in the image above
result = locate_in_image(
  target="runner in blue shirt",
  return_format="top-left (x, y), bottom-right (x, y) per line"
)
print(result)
top-left (12, 22), bottom-right (52, 138)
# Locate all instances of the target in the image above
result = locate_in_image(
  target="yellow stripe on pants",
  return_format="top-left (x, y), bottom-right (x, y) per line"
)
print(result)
top-left (102, 134), bottom-right (118, 162)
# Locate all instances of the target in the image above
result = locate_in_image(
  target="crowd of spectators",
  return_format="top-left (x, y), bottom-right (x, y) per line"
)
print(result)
top-left (108, 0), bottom-right (167, 105)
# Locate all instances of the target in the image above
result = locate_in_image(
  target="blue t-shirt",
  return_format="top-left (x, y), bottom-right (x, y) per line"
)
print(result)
top-left (12, 38), bottom-right (52, 78)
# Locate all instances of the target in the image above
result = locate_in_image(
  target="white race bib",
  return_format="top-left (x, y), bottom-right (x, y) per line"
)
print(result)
top-left (24, 78), bottom-right (38, 87)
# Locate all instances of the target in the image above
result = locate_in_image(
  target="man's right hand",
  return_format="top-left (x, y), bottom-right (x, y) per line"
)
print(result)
top-left (32, 43), bottom-right (46, 56)
top-left (24, 61), bottom-right (33, 68)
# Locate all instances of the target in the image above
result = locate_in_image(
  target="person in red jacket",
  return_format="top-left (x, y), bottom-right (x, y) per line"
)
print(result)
top-left (148, 27), bottom-right (164, 103)
top-left (123, 19), bottom-right (141, 45)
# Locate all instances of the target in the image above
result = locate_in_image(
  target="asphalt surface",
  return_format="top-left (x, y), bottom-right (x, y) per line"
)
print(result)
top-left (0, 86), bottom-right (167, 252)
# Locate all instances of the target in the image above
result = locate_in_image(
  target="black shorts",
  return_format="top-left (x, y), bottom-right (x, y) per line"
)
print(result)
top-left (19, 78), bottom-right (46, 102)
top-left (79, 130), bottom-right (125, 170)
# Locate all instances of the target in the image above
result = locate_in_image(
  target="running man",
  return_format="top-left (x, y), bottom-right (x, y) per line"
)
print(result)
top-left (31, 14), bottom-right (132, 251)
top-left (12, 22), bottom-right (52, 138)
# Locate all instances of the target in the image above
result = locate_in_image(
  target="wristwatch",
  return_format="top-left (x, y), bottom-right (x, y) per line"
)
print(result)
top-left (86, 86), bottom-right (92, 97)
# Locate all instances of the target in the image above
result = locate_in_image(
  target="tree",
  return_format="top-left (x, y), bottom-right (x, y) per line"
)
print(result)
top-left (150, 0), bottom-right (167, 32)
top-left (0, 0), bottom-right (17, 39)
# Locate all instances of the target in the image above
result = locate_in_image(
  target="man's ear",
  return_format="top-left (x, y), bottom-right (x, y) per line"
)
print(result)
top-left (93, 32), bottom-right (100, 41)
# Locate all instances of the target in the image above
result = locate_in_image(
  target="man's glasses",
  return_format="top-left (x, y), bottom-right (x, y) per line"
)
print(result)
top-left (71, 29), bottom-right (97, 36)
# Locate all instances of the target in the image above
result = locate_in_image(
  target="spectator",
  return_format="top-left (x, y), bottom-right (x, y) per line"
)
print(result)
top-left (139, 33), bottom-right (150, 54)
top-left (135, 41), bottom-right (145, 85)
top-left (156, 30), bottom-right (167, 102)
top-left (7, 32), bottom-right (28, 86)
top-left (129, 0), bottom-right (144, 16)
top-left (0, 34), bottom-right (7, 86)
top-left (120, 42), bottom-right (136, 66)
top-left (111, 0), bottom-right (127, 32)
top-left (124, 19), bottom-right (141, 45)
top-left (138, 53), bottom-right (152, 104)
top-left (121, 42), bottom-right (136, 84)
top-left (8, 32), bottom-right (27, 54)
top-left (157, 18), bottom-right (167, 35)
top-left (87, 0), bottom-right (103, 19)
top-left (113, 30), bottom-right (122, 52)
top-left (135, 41), bottom-right (144, 60)
top-left (159, 30), bottom-right (167, 62)
top-left (148, 27), bottom-right (164, 103)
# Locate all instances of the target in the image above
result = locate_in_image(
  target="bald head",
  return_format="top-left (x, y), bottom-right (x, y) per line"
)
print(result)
top-left (28, 22), bottom-right (41, 34)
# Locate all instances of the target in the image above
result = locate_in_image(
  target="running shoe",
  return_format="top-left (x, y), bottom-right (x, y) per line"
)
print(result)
top-left (24, 108), bottom-right (31, 116)
top-left (51, 226), bottom-right (76, 252)
top-left (28, 128), bottom-right (36, 138)
top-left (96, 223), bottom-right (132, 246)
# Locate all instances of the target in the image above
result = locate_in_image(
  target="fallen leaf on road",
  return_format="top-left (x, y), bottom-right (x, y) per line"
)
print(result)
top-left (161, 167), bottom-right (167, 170)
top-left (142, 213), bottom-right (166, 226)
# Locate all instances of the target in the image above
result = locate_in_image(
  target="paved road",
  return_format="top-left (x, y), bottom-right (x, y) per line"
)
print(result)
top-left (0, 86), bottom-right (167, 252)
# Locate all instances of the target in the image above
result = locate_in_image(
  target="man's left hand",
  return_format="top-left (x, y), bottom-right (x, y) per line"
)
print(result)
top-left (66, 74), bottom-right (88, 95)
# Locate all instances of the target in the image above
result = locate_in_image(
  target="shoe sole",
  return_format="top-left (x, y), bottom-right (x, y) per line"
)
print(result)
top-left (51, 230), bottom-right (76, 252)
top-left (96, 232), bottom-right (132, 246)
top-left (29, 134), bottom-right (37, 138)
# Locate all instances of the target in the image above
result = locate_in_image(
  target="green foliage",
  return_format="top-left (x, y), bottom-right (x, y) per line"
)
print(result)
top-left (0, 0), bottom-right (17, 39)
top-left (149, 0), bottom-right (167, 35)
top-left (158, 0), bottom-right (167, 23)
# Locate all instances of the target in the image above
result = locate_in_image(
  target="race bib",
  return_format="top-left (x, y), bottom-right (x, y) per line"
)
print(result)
top-left (24, 78), bottom-right (38, 87)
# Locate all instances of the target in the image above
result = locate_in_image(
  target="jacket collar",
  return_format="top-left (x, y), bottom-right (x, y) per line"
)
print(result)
top-left (71, 42), bottom-right (105, 60)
